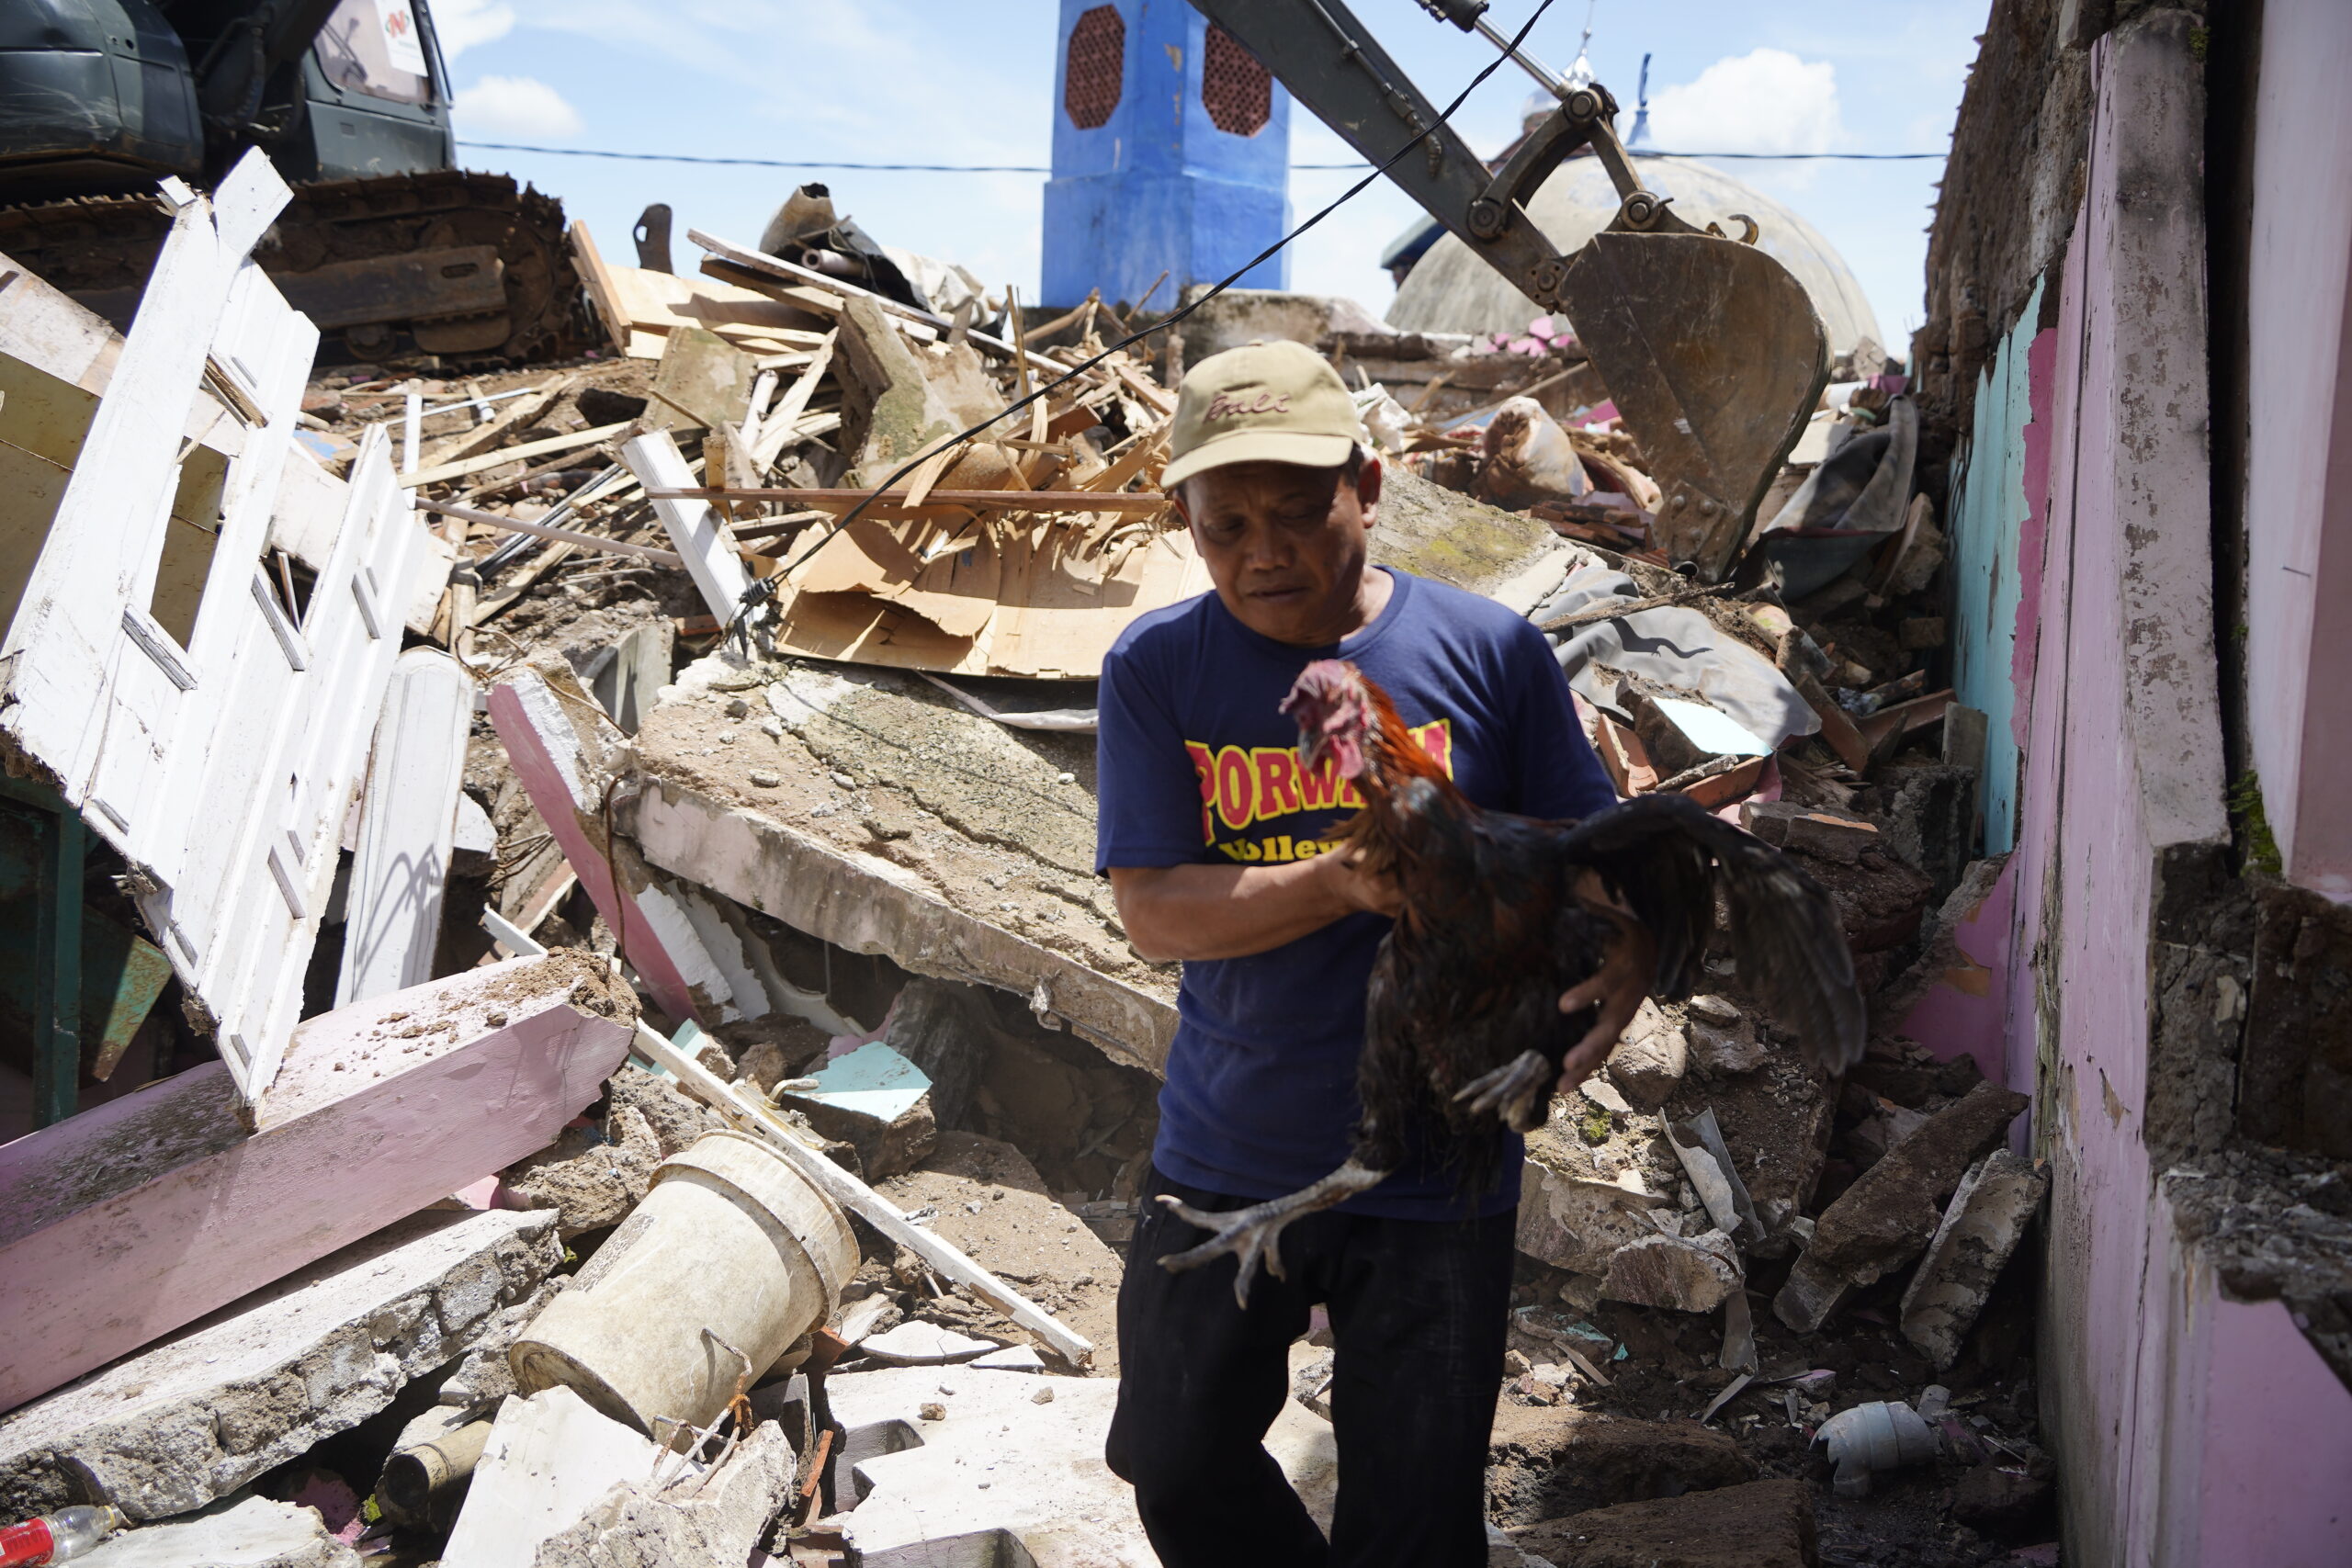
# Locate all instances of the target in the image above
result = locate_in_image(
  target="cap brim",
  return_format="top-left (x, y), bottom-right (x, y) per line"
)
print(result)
top-left (1162, 429), bottom-right (1358, 488)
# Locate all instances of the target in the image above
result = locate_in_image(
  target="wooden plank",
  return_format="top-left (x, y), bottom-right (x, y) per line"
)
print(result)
top-left (418, 498), bottom-right (684, 567)
top-left (334, 649), bottom-right (472, 1005)
top-left (619, 430), bottom-right (752, 623)
top-left (650, 487), bottom-right (1168, 516)
top-left (0, 954), bottom-right (633, 1415)
top-left (687, 229), bottom-right (1058, 375)
top-left (568, 220), bottom-right (633, 355)
top-left (401, 422), bottom-right (633, 489)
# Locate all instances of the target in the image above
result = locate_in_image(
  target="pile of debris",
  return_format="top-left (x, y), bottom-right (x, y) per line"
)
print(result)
top-left (0, 153), bottom-right (2049, 1568)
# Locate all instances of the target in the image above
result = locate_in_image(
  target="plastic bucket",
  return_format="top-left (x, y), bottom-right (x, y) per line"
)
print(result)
top-left (508, 1129), bottom-right (856, 1438)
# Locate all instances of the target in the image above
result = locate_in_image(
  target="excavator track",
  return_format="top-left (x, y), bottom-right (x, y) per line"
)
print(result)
top-left (0, 169), bottom-right (589, 367)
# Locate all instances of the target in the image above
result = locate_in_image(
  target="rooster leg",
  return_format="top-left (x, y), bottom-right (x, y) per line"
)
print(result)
top-left (1453, 1048), bottom-right (1560, 1132)
top-left (1157, 1159), bottom-right (1390, 1309)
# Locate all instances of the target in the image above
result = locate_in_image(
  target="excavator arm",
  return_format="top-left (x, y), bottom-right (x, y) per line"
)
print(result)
top-left (1186, 0), bottom-right (1830, 581)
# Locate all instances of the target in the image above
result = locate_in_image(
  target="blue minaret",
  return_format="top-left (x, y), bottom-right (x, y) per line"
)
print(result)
top-left (1040, 1), bottom-right (1291, 309)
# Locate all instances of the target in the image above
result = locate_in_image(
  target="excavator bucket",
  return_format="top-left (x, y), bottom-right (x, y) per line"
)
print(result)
top-left (1557, 230), bottom-right (1830, 581)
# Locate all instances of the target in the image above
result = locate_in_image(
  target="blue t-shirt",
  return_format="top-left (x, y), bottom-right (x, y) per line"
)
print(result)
top-left (1094, 568), bottom-right (1619, 1220)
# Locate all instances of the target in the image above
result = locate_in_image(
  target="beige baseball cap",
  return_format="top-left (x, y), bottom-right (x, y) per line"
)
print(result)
top-left (1162, 339), bottom-right (1362, 487)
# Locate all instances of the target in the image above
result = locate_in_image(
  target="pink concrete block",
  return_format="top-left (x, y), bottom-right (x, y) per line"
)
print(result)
top-left (1899, 857), bottom-right (2018, 1089)
top-left (0, 955), bottom-right (632, 1414)
top-left (2199, 1296), bottom-right (2352, 1565)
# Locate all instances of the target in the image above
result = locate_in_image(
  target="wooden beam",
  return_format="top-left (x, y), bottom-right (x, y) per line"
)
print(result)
top-left (419, 499), bottom-right (684, 568)
top-left (0, 955), bottom-right (633, 1414)
top-left (619, 430), bottom-right (753, 623)
top-left (647, 487), bottom-right (1168, 516)
top-left (401, 422), bottom-right (634, 489)
top-left (335, 649), bottom-right (472, 1005)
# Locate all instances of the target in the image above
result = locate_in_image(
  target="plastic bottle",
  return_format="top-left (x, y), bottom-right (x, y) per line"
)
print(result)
top-left (0, 1506), bottom-right (127, 1566)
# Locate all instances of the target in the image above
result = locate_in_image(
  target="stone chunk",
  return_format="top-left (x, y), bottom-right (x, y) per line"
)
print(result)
top-left (1899, 1148), bottom-right (2049, 1369)
top-left (0, 1210), bottom-right (560, 1520)
top-left (1739, 800), bottom-right (1881, 863)
top-left (1509, 1478), bottom-right (1817, 1567)
top-left (1775, 1080), bottom-right (2028, 1332)
top-left (828, 1366), bottom-right (1336, 1565)
top-left (1599, 1231), bottom-right (1741, 1315)
top-left (1606, 1001), bottom-right (1688, 1111)
top-left (76, 1494), bottom-right (361, 1568)
top-left (501, 1106), bottom-right (662, 1236)
top-left (774, 1042), bottom-right (937, 1180)
top-left (1685, 1020), bottom-right (1766, 1076)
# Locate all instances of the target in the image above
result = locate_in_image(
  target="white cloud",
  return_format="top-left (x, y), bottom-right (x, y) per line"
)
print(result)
top-left (1646, 49), bottom-right (1844, 155)
top-left (453, 74), bottom-right (583, 139)
top-left (431, 0), bottom-right (514, 58)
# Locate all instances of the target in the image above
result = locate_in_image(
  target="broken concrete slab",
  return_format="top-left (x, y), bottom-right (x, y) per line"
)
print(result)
top-left (827, 1365), bottom-right (1336, 1565)
top-left (1775, 1080), bottom-right (2030, 1332)
top-left (1598, 1230), bottom-right (1742, 1314)
top-left (1508, 1478), bottom-right (1817, 1567)
top-left (440, 1385), bottom-right (659, 1568)
top-left (0, 953), bottom-right (633, 1414)
top-left (531, 1419), bottom-right (794, 1568)
top-left (75, 1493), bottom-right (362, 1568)
top-left (860, 1322), bottom-right (999, 1365)
top-left (1605, 1001), bottom-right (1687, 1111)
top-left (1486, 1404), bottom-right (1757, 1528)
top-left (1899, 1148), bottom-right (2049, 1369)
top-left (874, 1133), bottom-right (1127, 1372)
top-left (774, 1040), bottom-right (936, 1179)
top-left (0, 1208), bottom-right (560, 1520)
top-left (501, 1106), bottom-right (662, 1236)
top-left (626, 657), bottom-right (1177, 1075)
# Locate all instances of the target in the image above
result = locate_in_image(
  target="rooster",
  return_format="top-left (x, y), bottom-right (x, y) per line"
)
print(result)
top-left (1160, 660), bottom-right (1866, 1305)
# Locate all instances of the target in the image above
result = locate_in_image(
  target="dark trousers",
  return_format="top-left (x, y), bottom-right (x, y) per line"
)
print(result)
top-left (1105, 1165), bottom-right (1515, 1568)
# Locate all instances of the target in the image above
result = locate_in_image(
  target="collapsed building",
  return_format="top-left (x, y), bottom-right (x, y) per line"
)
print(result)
top-left (0, 1), bottom-right (2341, 1563)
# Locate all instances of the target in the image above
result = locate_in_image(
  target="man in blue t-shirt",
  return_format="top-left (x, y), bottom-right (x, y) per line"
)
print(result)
top-left (1097, 341), bottom-right (1649, 1567)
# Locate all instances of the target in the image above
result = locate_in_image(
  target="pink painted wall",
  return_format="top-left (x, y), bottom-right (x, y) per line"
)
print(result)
top-left (2242, 0), bottom-right (2352, 896)
top-left (2198, 1297), bottom-right (2352, 1565)
top-left (1959, 17), bottom-right (2352, 1564)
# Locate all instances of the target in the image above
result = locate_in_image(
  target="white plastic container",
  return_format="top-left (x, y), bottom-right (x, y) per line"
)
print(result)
top-left (510, 1130), bottom-right (855, 1439)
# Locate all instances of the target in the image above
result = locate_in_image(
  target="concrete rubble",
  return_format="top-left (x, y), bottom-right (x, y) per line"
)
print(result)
top-left (0, 132), bottom-right (2068, 1568)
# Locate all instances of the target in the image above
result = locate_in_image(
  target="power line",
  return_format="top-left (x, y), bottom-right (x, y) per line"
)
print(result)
top-left (455, 139), bottom-right (1946, 170)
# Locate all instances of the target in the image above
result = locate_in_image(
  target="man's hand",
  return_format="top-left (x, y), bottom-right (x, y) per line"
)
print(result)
top-left (1315, 842), bottom-right (1402, 919)
top-left (1553, 900), bottom-right (1657, 1091)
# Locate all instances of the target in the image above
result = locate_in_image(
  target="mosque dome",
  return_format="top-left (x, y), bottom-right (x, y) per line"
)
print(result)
top-left (1385, 152), bottom-right (1883, 356)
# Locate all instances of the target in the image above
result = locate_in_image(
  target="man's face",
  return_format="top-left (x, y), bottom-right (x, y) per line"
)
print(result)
top-left (1173, 457), bottom-right (1384, 647)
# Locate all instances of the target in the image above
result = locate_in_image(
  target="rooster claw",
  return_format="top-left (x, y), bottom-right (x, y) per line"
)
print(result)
top-left (1155, 1159), bottom-right (1391, 1309)
top-left (1453, 1048), bottom-right (1558, 1131)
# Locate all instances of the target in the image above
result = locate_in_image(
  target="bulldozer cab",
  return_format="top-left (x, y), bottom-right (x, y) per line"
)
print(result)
top-left (284, 0), bottom-right (456, 182)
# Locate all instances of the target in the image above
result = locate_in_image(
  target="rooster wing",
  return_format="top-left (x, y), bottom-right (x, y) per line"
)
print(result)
top-left (1550, 792), bottom-right (1866, 1076)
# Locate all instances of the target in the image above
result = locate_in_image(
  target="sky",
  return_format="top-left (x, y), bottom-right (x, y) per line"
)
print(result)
top-left (429, 0), bottom-right (1988, 349)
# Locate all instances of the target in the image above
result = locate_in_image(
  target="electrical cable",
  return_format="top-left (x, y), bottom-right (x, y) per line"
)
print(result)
top-left (718, 0), bottom-right (1566, 646)
top-left (456, 140), bottom-right (1947, 168)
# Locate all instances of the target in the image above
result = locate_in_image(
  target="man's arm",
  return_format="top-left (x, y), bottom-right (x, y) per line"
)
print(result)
top-left (1110, 850), bottom-right (1397, 963)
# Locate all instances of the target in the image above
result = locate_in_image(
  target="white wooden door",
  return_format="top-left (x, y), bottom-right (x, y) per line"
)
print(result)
top-left (0, 151), bottom-right (430, 1104)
